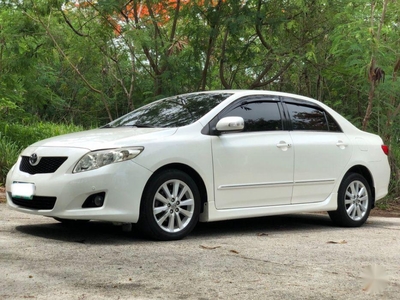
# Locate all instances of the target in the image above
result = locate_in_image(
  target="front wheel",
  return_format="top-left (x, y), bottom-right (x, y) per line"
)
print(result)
top-left (139, 169), bottom-right (201, 241)
top-left (329, 173), bottom-right (372, 227)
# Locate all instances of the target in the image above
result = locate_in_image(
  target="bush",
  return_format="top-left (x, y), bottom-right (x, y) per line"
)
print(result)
top-left (0, 122), bottom-right (85, 149)
top-left (0, 122), bottom-right (85, 184)
top-left (0, 133), bottom-right (22, 185)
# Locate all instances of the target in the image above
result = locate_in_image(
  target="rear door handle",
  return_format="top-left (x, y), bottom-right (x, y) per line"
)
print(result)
top-left (336, 140), bottom-right (348, 149)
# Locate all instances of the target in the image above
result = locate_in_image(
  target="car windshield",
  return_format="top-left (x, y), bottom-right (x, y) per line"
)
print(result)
top-left (105, 92), bottom-right (232, 128)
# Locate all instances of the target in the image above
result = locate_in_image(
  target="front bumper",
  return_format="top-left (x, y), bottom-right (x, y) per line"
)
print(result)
top-left (6, 146), bottom-right (152, 223)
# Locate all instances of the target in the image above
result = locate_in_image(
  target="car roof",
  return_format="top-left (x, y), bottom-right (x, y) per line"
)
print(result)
top-left (186, 89), bottom-right (322, 105)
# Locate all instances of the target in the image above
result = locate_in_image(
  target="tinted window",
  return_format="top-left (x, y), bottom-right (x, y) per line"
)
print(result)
top-left (223, 101), bottom-right (282, 132)
top-left (107, 93), bottom-right (232, 128)
top-left (326, 113), bottom-right (342, 132)
top-left (287, 103), bottom-right (328, 131)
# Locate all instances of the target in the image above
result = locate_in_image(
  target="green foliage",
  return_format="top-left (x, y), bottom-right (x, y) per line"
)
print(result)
top-left (0, 121), bottom-right (84, 184)
top-left (0, 122), bottom-right (84, 149)
top-left (1, 0), bottom-right (400, 198)
top-left (0, 133), bottom-right (22, 185)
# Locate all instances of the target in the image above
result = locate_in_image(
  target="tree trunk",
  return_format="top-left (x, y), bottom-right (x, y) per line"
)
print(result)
top-left (362, 76), bottom-right (376, 131)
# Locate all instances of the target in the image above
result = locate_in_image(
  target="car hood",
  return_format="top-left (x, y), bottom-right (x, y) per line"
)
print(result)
top-left (30, 127), bottom-right (178, 150)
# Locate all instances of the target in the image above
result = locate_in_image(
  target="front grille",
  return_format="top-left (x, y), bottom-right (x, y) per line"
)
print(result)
top-left (19, 156), bottom-right (68, 175)
top-left (10, 194), bottom-right (56, 210)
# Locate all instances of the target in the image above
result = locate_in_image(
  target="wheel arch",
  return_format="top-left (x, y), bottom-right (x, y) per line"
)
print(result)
top-left (141, 163), bottom-right (208, 213)
top-left (343, 165), bottom-right (376, 208)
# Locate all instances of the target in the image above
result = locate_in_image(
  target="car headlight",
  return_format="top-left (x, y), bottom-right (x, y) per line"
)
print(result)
top-left (73, 147), bottom-right (144, 173)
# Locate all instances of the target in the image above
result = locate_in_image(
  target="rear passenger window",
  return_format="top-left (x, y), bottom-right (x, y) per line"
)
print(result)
top-left (223, 101), bottom-right (282, 132)
top-left (287, 103), bottom-right (329, 131)
top-left (326, 113), bottom-right (341, 132)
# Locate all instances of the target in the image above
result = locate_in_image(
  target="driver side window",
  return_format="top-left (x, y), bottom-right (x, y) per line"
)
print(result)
top-left (223, 101), bottom-right (283, 132)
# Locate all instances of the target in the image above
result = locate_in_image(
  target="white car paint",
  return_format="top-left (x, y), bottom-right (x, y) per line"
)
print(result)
top-left (212, 131), bottom-right (294, 209)
top-left (289, 131), bottom-right (352, 204)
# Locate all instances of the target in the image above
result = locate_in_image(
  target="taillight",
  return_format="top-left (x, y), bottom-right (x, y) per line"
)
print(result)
top-left (381, 145), bottom-right (389, 155)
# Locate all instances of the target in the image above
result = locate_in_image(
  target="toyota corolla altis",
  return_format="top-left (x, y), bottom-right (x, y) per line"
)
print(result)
top-left (6, 90), bottom-right (390, 240)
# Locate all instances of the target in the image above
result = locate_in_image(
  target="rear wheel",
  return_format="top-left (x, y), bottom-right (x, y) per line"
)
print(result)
top-left (139, 169), bottom-right (200, 241)
top-left (329, 173), bottom-right (372, 227)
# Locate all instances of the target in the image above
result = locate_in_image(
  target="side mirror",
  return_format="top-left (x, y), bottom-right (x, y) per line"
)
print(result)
top-left (215, 116), bottom-right (244, 132)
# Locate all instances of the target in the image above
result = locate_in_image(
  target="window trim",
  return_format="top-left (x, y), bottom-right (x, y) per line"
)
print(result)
top-left (202, 95), bottom-right (343, 135)
top-left (203, 95), bottom-right (284, 135)
top-left (282, 97), bottom-right (343, 133)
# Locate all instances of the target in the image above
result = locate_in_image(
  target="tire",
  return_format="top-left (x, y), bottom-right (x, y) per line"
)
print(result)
top-left (329, 173), bottom-right (372, 227)
top-left (139, 169), bottom-right (201, 241)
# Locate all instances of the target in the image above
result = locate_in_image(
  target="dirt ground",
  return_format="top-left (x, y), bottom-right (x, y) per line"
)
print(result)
top-left (1, 186), bottom-right (399, 218)
top-left (1, 199), bottom-right (400, 300)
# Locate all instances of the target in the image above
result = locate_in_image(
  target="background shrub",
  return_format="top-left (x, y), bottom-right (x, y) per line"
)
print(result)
top-left (0, 122), bottom-right (85, 149)
top-left (0, 133), bottom-right (22, 184)
top-left (0, 122), bottom-right (85, 184)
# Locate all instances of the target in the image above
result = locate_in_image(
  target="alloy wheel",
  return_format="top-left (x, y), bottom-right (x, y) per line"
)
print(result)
top-left (344, 180), bottom-right (369, 221)
top-left (152, 179), bottom-right (195, 233)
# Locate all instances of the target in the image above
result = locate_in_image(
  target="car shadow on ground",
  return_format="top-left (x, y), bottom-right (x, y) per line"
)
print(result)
top-left (191, 213), bottom-right (335, 238)
top-left (15, 220), bottom-right (138, 245)
top-left (15, 213), bottom-right (338, 244)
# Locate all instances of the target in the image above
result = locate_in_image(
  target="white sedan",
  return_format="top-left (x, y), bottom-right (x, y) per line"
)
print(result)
top-left (6, 90), bottom-right (390, 240)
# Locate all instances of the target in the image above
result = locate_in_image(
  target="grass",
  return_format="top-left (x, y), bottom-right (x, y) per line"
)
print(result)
top-left (0, 122), bottom-right (84, 149)
top-left (0, 133), bottom-right (22, 185)
top-left (0, 121), bottom-right (85, 185)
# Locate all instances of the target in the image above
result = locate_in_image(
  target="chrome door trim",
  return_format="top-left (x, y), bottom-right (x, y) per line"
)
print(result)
top-left (218, 181), bottom-right (293, 190)
top-left (218, 179), bottom-right (335, 190)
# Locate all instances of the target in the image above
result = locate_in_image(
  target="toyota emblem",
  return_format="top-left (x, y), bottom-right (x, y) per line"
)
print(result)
top-left (29, 153), bottom-right (39, 166)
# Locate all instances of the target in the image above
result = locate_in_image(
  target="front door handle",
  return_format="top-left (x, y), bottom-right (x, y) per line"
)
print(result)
top-left (276, 141), bottom-right (291, 151)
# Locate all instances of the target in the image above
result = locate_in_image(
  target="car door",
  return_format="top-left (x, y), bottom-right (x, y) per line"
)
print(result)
top-left (211, 97), bottom-right (294, 209)
top-left (283, 99), bottom-right (353, 204)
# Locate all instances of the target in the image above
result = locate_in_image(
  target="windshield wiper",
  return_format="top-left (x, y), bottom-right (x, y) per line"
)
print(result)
top-left (102, 123), bottom-right (158, 128)
top-left (128, 123), bottom-right (155, 128)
